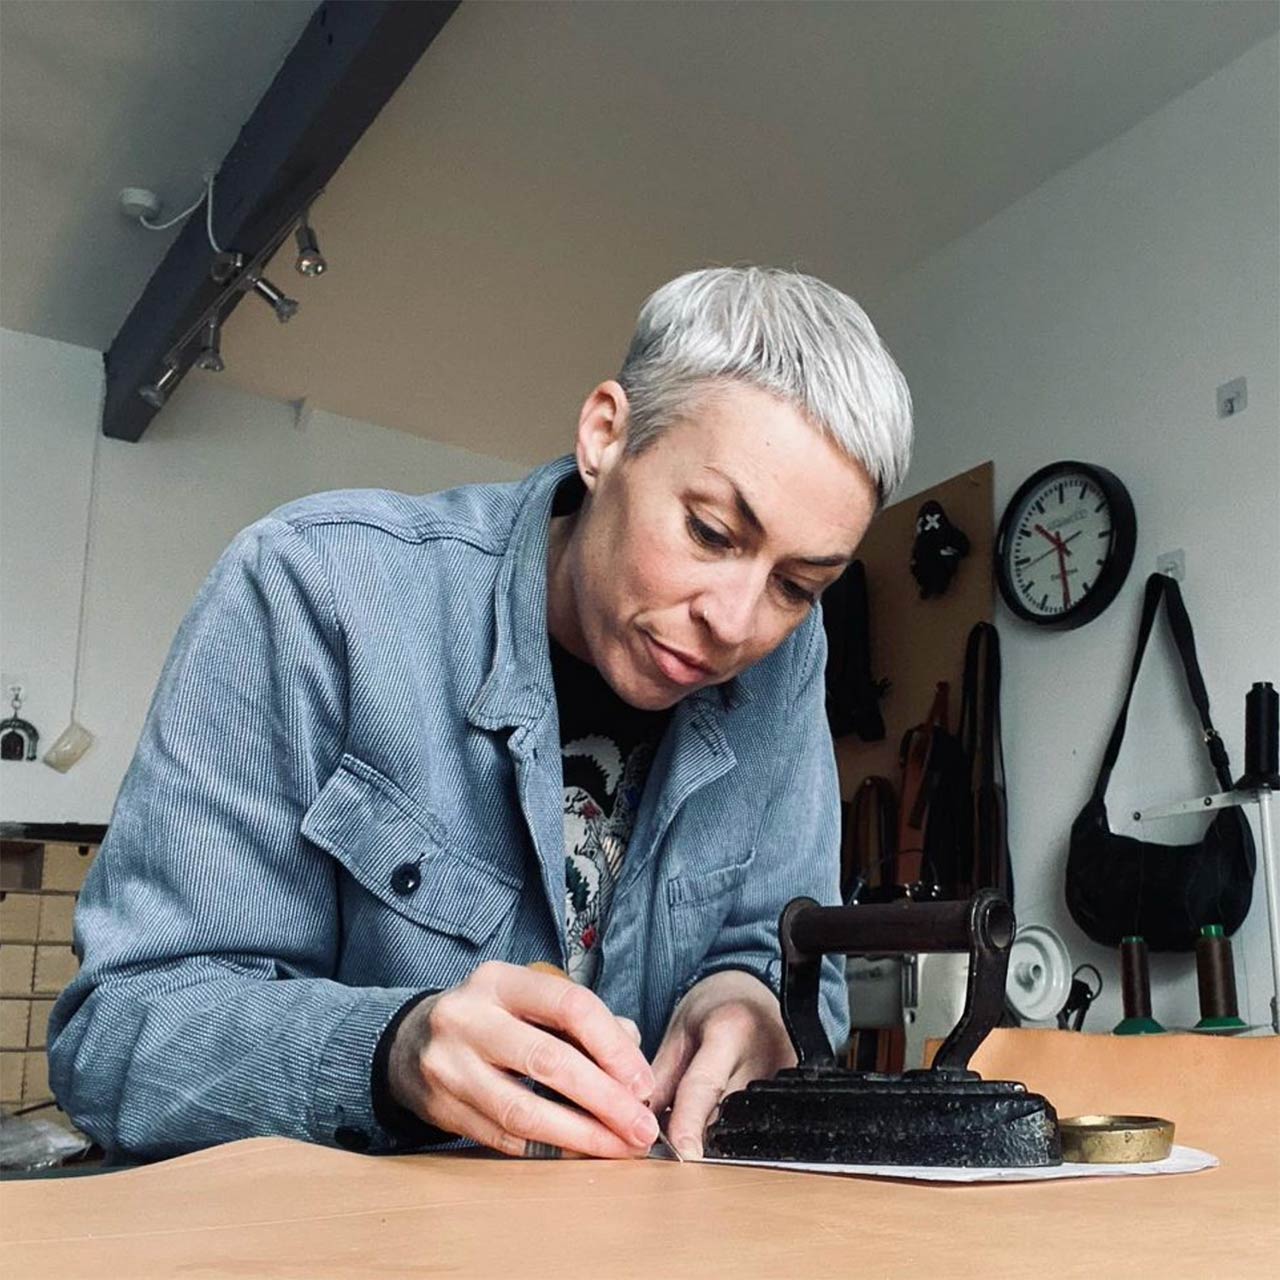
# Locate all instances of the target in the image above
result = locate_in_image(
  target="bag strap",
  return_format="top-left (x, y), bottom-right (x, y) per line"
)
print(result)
top-left (959, 622), bottom-right (1001, 789)
top-left (1092, 574), bottom-right (1232, 801)
top-left (843, 775), bottom-right (897, 900)
top-left (959, 622), bottom-right (1010, 896)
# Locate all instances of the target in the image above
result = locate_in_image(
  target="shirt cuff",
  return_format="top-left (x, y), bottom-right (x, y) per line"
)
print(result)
top-left (679, 957), bottom-right (781, 1003)
top-left (370, 989), bottom-right (457, 1148)
top-left (311, 985), bottom-right (454, 1154)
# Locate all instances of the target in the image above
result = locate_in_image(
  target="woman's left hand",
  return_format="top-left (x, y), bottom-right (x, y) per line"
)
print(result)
top-left (648, 969), bottom-right (796, 1159)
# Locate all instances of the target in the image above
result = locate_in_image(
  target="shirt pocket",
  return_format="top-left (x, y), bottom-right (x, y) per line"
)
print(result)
top-left (302, 753), bottom-right (522, 953)
top-left (665, 850), bottom-right (756, 978)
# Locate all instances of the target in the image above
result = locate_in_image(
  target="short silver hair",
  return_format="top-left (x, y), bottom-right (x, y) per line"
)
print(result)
top-left (618, 266), bottom-right (913, 502)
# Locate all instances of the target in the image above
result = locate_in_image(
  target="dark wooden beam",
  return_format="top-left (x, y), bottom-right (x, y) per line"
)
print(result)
top-left (102, 0), bottom-right (460, 442)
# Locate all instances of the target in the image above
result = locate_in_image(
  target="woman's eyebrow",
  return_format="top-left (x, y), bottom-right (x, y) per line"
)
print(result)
top-left (794, 551), bottom-right (853, 569)
top-left (702, 466), bottom-right (765, 536)
top-left (703, 466), bottom-right (854, 568)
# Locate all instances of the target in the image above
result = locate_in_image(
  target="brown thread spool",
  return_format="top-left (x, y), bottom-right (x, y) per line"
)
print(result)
top-left (1194, 924), bottom-right (1245, 1029)
top-left (1121, 937), bottom-right (1153, 1017)
top-left (1115, 936), bottom-right (1164, 1034)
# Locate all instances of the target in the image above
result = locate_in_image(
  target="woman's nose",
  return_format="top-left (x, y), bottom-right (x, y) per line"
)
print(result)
top-left (692, 566), bottom-right (767, 648)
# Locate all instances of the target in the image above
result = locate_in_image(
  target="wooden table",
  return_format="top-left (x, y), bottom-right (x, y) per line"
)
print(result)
top-left (4, 1030), bottom-right (1276, 1278)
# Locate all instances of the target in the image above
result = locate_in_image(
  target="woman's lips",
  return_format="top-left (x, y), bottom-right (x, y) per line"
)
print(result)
top-left (643, 633), bottom-right (714, 687)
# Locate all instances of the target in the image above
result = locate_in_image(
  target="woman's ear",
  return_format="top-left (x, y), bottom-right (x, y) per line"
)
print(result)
top-left (575, 381), bottom-right (629, 493)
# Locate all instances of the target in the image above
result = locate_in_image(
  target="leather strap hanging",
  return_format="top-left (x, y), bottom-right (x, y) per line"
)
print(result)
top-left (896, 683), bottom-right (956, 889)
top-left (841, 775), bottom-right (897, 904)
top-left (958, 622), bottom-right (1012, 903)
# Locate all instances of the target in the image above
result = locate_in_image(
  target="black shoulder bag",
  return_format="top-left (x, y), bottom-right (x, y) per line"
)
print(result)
top-left (1066, 574), bottom-right (1255, 951)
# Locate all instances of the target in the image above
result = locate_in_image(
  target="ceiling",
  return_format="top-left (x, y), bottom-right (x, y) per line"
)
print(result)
top-left (0, 0), bottom-right (317, 350)
top-left (3, 1), bottom-right (1277, 464)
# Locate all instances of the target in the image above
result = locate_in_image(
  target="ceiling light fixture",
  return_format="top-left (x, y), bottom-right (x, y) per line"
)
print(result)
top-left (122, 176), bottom-right (327, 411)
top-left (138, 361), bottom-right (181, 408)
top-left (251, 276), bottom-right (300, 322)
top-left (195, 317), bottom-right (226, 372)
top-left (210, 251), bottom-right (245, 284)
top-left (294, 211), bottom-right (327, 277)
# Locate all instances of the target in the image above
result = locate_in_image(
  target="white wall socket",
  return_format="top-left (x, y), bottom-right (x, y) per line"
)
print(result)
top-left (1217, 377), bottom-right (1247, 419)
top-left (1156, 549), bottom-right (1185, 581)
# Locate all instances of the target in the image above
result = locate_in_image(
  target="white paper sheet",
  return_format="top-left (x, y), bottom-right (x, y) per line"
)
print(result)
top-left (697, 1143), bottom-right (1218, 1182)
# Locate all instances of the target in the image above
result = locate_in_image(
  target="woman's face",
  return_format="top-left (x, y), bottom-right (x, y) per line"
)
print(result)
top-left (549, 379), bottom-right (878, 710)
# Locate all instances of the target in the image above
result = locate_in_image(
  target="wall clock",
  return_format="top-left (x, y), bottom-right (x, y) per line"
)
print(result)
top-left (995, 460), bottom-right (1136, 629)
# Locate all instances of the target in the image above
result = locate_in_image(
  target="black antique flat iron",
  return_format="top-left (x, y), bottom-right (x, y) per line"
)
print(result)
top-left (704, 889), bottom-right (1062, 1167)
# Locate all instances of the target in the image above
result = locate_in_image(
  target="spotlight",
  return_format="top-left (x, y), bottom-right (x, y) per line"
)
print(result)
top-left (138, 361), bottom-right (180, 408)
top-left (195, 317), bottom-right (225, 372)
top-left (210, 250), bottom-right (245, 284)
top-left (252, 276), bottom-right (299, 322)
top-left (294, 214), bottom-right (327, 277)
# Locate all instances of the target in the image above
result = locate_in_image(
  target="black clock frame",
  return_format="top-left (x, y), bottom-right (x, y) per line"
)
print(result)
top-left (995, 460), bottom-right (1137, 630)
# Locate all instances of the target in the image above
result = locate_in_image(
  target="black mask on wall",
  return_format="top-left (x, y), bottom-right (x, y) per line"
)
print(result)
top-left (910, 500), bottom-right (970, 598)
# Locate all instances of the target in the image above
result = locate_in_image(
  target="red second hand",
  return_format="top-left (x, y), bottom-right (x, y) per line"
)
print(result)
top-left (1034, 523), bottom-right (1073, 610)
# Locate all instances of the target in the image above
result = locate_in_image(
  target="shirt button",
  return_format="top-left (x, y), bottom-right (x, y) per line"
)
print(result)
top-left (334, 1126), bottom-right (371, 1152)
top-left (391, 862), bottom-right (422, 895)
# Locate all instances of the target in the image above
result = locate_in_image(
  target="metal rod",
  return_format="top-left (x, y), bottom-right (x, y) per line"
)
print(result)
top-left (1133, 788), bottom-right (1250, 820)
top-left (1256, 790), bottom-right (1280, 1034)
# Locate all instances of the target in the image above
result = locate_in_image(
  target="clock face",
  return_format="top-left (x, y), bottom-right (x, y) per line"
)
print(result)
top-left (996, 462), bottom-right (1136, 628)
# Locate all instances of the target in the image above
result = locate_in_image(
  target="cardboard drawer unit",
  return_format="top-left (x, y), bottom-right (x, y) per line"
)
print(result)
top-left (0, 838), bottom-right (100, 1112)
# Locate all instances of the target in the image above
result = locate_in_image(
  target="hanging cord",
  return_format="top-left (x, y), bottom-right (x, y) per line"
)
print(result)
top-left (139, 172), bottom-right (223, 252)
top-left (1056, 964), bottom-right (1103, 1031)
top-left (67, 423), bottom-right (103, 723)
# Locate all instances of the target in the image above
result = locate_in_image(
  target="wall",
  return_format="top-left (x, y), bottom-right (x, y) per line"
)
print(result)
top-left (3, 31), bottom-right (1276, 1032)
top-left (0, 329), bottom-right (525, 824)
top-left (872, 37), bottom-right (1279, 1030)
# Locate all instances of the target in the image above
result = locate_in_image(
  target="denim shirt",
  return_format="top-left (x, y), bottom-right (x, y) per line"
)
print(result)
top-left (49, 456), bottom-right (848, 1159)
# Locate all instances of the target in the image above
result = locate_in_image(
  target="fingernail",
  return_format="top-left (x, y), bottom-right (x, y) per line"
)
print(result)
top-left (667, 1129), bottom-right (701, 1161)
top-left (632, 1111), bottom-right (660, 1146)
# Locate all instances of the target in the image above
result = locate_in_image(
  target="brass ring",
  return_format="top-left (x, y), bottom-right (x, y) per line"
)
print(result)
top-left (1059, 1114), bottom-right (1175, 1163)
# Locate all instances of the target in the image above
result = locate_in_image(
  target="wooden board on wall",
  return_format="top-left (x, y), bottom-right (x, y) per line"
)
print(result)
top-left (834, 461), bottom-right (994, 800)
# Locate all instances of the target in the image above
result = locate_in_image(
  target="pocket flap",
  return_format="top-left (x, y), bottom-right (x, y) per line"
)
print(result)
top-left (302, 754), bottom-right (520, 945)
top-left (667, 851), bottom-right (755, 909)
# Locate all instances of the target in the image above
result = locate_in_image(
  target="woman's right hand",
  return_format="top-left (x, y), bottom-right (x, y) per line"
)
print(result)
top-left (387, 961), bottom-right (660, 1158)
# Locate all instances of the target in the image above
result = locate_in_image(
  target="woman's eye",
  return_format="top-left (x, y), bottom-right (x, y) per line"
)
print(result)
top-left (687, 514), bottom-right (732, 550)
top-left (777, 577), bottom-right (816, 607)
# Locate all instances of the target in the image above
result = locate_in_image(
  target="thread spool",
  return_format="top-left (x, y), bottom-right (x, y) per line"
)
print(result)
top-left (1241, 681), bottom-right (1280, 787)
top-left (1114, 936), bottom-right (1164, 1035)
top-left (1194, 924), bottom-right (1246, 1031)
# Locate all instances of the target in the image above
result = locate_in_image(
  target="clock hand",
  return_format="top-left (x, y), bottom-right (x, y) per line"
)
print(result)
top-left (1026, 529), bottom-right (1082, 567)
top-left (1034, 522), bottom-right (1075, 556)
top-left (1055, 541), bottom-right (1071, 610)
